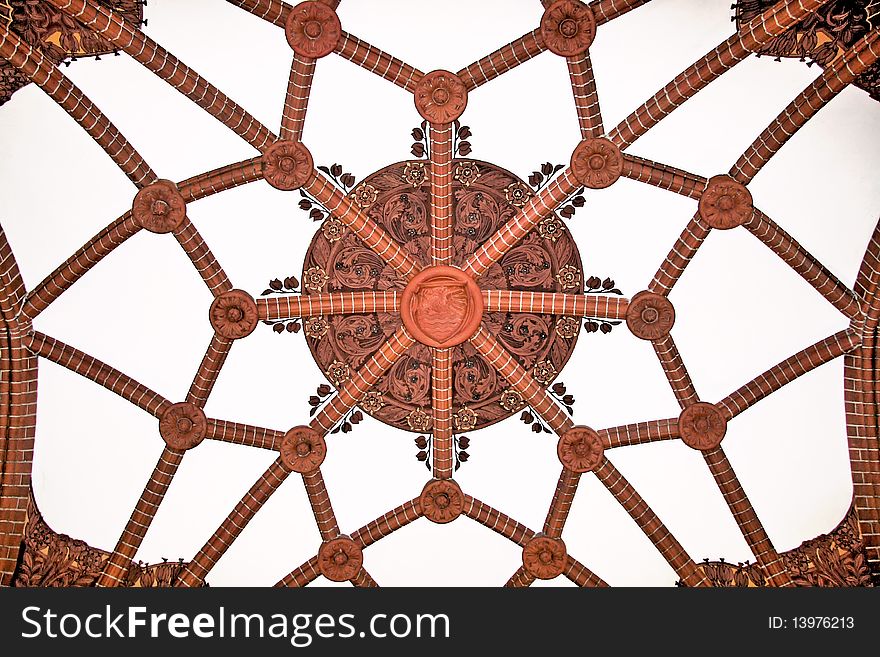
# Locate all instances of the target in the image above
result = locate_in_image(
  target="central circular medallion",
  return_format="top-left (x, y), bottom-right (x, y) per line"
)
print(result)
top-left (401, 265), bottom-right (484, 348)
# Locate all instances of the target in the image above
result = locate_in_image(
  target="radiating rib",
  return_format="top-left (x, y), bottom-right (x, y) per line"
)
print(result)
top-left (177, 458), bottom-right (291, 586)
top-left (621, 155), bottom-right (706, 199)
top-left (653, 334), bottom-right (699, 409)
top-left (178, 157), bottom-right (264, 202)
top-left (334, 32), bottom-right (424, 92)
top-left (225, 0), bottom-right (289, 27)
top-left (172, 217), bottom-right (233, 297)
top-left (24, 332), bottom-right (170, 417)
top-left (594, 457), bottom-right (708, 586)
top-left (607, 0), bottom-right (832, 149)
top-left (463, 168), bottom-right (579, 277)
top-left (456, 29), bottom-right (546, 91)
top-left (48, 0), bottom-right (277, 151)
top-left (21, 214), bottom-right (140, 321)
top-left (310, 326), bottom-right (416, 435)
top-left (564, 556), bottom-right (609, 587)
top-left (281, 54), bottom-right (316, 141)
top-left (592, 0), bottom-right (653, 25)
top-left (186, 335), bottom-right (233, 407)
top-left (351, 569), bottom-right (379, 587)
top-left (97, 446), bottom-right (184, 587)
top-left (276, 556), bottom-right (321, 588)
top-left (482, 290), bottom-right (628, 319)
top-left (543, 469), bottom-right (581, 538)
top-left (432, 348), bottom-right (454, 479)
top-left (600, 418), bottom-right (679, 448)
top-left (504, 565), bottom-right (535, 588)
top-left (258, 291), bottom-right (400, 321)
top-left (469, 326), bottom-right (573, 435)
top-left (0, 26), bottom-right (157, 188)
top-left (718, 329), bottom-right (859, 420)
top-left (429, 123), bottom-right (454, 265)
top-left (303, 470), bottom-right (340, 540)
top-left (567, 51), bottom-right (603, 138)
top-left (303, 174), bottom-right (422, 279)
top-left (731, 31), bottom-right (880, 184)
top-left (351, 498), bottom-right (422, 549)
top-left (462, 495), bottom-right (535, 547)
top-left (702, 446), bottom-right (792, 586)
top-left (745, 211), bottom-right (861, 320)
top-left (649, 214), bottom-right (710, 295)
top-left (205, 418), bottom-right (284, 450)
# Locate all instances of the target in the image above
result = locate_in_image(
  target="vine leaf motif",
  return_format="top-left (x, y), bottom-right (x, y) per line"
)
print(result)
top-left (308, 383), bottom-right (334, 417)
top-left (318, 163), bottom-right (356, 191)
top-left (528, 162), bottom-right (565, 191)
top-left (414, 434), bottom-right (471, 470)
top-left (453, 120), bottom-right (472, 156)
top-left (410, 121), bottom-right (429, 159)
top-left (261, 276), bottom-right (303, 333)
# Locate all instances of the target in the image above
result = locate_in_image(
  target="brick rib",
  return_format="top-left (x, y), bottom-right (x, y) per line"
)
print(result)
top-left (621, 155), bottom-right (706, 199)
top-left (652, 334), bottom-right (700, 409)
top-left (225, 0), bottom-right (290, 28)
top-left (430, 123), bottom-right (454, 265)
top-left (543, 469), bottom-right (581, 537)
top-left (258, 291), bottom-right (401, 320)
top-left (275, 556), bottom-right (320, 588)
top-left (566, 51), bottom-right (603, 138)
top-left (205, 418), bottom-right (284, 450)
top-left (600, 418), bottom-right (679, 448)
top-left (457, 29), bottom-right (546, 91)
top-left (186, 334), bottom-right (233, 407)
top-left (280, 54), bottom-right (316, 142)
top-left (302, 470), bottom-right (339, 540)
top-left (178, 157), bottom-right (264, 202)
top-left (351, 498), bottom-right (422, 549)
top-left (334, 32), bottom-right (424, 92)
top-left (351, 568), bottom-right (379, 587)
top-left (462, 494), bottom-right (536, 547)
top-left (432, 348), bottom-right (454, 479)
top-left (649, 214), bottom-right (710, 295)
top-left (482, 290), bottom-right (628, 319)
top-left (172, 217), bottom-right (233, 297)
top-left (592, 0), bottom-right (653, 25)
top-left (504, 565), bottom-right (535, 588)
top-left (564, 556), bottom-right (609, 587)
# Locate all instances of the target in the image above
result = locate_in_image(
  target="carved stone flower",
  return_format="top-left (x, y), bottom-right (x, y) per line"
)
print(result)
top-left (499, 388), bottom-right (525, 413)
top-left (555, 264), bottom-right (581, 290)
top-left (302, 265), bottom-right (329, 291)
top-left (414, 70), bottom-right (468, 123)
top-left (132, 179), bottom-right (186, 234)
top-left (262, 140), bottom-right (314, 190)
top-left (698, 175), bottom-right (753, 229)
top-left (285, 1), bottom-right (342, 59)
top-left (555, 316), bottom-right (580, 339)
top-left (540, 0), bottom-right (597, 57)
top-left (209, 289), bottom-right (259, 339)
top-left (538, 215), bottom-right (566, 242)
top-left (505, 181), bottom-right (532, 208)
top-left (321, 217), bottom-right (345, 243)
top-left (678, 402), bottom-right (727, 451)
top-left (304, 316), bottom-right (329, 340)
top-left (325, 360), bottom-right (350, 386)
top-left (419, 479), bottom-right (464, 524)
top-left (453, 162), bottom-right (481, 187)
top-left (453, 406), bottom-right (477, 432)
top-left (360, 390), bottom-right (385, 414)
top-left (522, 535), bottom-right (567, 580)
top-left (159, 402), bottom-right (207, 451)
top-left (351, 182), bottom-right (378, 209)
top-left (570, 137), bottom-right (622, 189)
top-left (317, 537), bottom-right (363, 582)
top-left (557, 426), bottom-right (603, 473)
top-left (532, 359), bottom-right (557, 385)
top-left (625, 291), bottom-right (675, 341)
top-left (402, 162), bottom-right (427, 188)
top-left (279, 426), bottom-right (326, 473)
top-left (406, 407), bottom-right (432, 432)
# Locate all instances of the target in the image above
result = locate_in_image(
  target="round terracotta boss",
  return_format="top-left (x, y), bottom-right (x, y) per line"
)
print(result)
top-left (414, 70), bottom-right (468, 124)
top-left (522, 535), bottom-right (567, 580)
top-left (279, 426), bottom-right (326, 473)
top-left (540, 0), bottom-right (597, 57)
top-left (557, 426), bottom-right (604, 473)
top-left (401, 265), bottom-right (484, 348)
top-left (262, 140), bottom-right (314, 191)
top-left (678, 402), bottom-right (727, 451)
top-left (570, 137), bottom-right (622, 189)
top-left (209, 289), bottom-right (259, 340)
top-left (318, 537), bottom-right (363, 582)
top-left (159, 402), bottom-right (207, 451)
top-left (626, 291), bottom-right (675, 341)
top-left (285, 1), bottom-right (341, 59)
top-left (698, 175), bottom-right (753, 230)
top-left (419, 479), bottom-right (464, 524)
top-left (132, 179), bottom-right (186, 234)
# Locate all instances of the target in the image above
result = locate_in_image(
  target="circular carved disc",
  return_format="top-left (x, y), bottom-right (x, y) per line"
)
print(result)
top-left (209, 289), bottom-right (259, 340)
top-left (698, 175), bottom-right (753, 229)
top-left (522, 535), bottom-right (567, 580)
top-left (414, 70), bottom-right (468, 124)
top-left (279, 426), bottom-right (326, 473)
top-left (401, 266), bottom-right (484, 348)
top-left (540, 0), bottom-right (597, 57)
top-left (557, 426), bottom-right (603, 472)
top-left (132, 179), bottom-right (186, 234)
top-left (285, 1), bottom-right (341, 59)
top-left (159, 402), bottom-right (207, 451)
top-left (318, 537), bottom-right (363, 582)
top-left (678, 402), bottom-right (727, 451)
top-left (302, 159), bottom-right (583, 432)
top-left (626, 291), bottom-right (675, 340)
top-left (419, 479), bottom-right (464, 524)
top-left (262, 140), bottom-right (314, 191)
top-left (570, 138), bottom-right (622, 189)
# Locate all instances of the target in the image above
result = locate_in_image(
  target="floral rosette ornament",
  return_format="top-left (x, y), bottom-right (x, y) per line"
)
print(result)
top-left (698, 175), bottom-right (754, 229)
top-left (419, 479), bottom-right (464, 524)
top-left (209, 289), bottom-right (259, 339)
top-left (540, 0), bottom-right (597, 57)
top-left (522, 535), bottom-right (568, 579)
top-left (414, 70), bottom-right (468, 124)
top-left (262, 140), bottom-right (314, 191)
top-left (132, 179), bottom-right (186, 234)
top-left (571, 137), bottom-right (622, 189)
top-left (285, 1), bottom-right (341, 59)
top-left (317, 537), bottom-right (362, 582)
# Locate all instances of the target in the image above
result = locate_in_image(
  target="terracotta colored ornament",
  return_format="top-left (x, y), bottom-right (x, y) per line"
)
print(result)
top-left (285, 1), bottom-right (342, 59)
top-left (159, 402), bottom-right (207, 451)
top-left (522, 535), bottom-right (567, 580)
top-left (279, 426), bottom-right (326, 473)
top-left (699, 175), bottom-right (754, 229)
top-left (132, 179), bottom-right (186, 234)
top-left (419, 479), bottom-right (464, 524)
top-left (318, 537), bottom-right (363, 582)
top-left (557, 426), bottom-right (603, 472)
top-left (571, 137), bottom-right (622, 189)
top-left (626, 291), bottom-right (675, 340)
top-left (678, 402), bottom-right (727, 451)
top-left (541, 0), bottom-right (597, 57)
top-left (401, 266), bottom-right (484, 348)
top-left (262, 140), bottom-right (314, 191)
top-left (209, 289), bottom-right (259, 339)
top-left (414, 70), bottom-right (468, 124)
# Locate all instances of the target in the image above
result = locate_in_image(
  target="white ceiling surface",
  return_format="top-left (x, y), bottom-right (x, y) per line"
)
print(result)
top-left (0, 0), bottom-right (877, 586)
